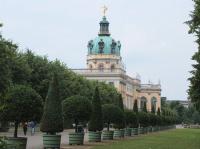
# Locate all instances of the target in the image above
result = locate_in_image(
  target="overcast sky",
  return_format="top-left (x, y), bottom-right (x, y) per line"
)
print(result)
top-left (0, 0), bottom-right (197, 100)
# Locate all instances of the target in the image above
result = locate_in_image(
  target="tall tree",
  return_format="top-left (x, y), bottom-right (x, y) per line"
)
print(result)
top-left (186, 0), bottom-right (200, 111)
top-left (142, 102), bottom-right (148, 113)
top-left (40, 74), bottom-right (64, 134)
top-left (157, 108), bottom-right (161, 116)
top-left (88, 87), bottom-right (103, 132)
top-left (0, 39), bottom-right (17, 98)
top-left (151, 104), bottom-right (156, 114)
top-left (133, 100), bottom-right (138, 113)
top-left (118, 94), bottom-right (124, 111)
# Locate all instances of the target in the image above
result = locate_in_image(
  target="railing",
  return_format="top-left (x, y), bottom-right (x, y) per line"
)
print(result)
top-left (72, 68), bottom-right (126, 75)
top-left (140, 84), bottom-right (161, 90)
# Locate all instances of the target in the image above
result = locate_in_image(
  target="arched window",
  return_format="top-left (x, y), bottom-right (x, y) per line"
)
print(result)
top-left (151, 97), bottom-right (157, 112)
top-left (140, 97), bottom-right (147, 111)
top-left (98, 63), bottom-right (104, 72)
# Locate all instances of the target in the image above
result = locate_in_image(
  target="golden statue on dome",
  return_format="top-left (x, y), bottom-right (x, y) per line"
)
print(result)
top-left (101, 5), bottom-right (108, 16)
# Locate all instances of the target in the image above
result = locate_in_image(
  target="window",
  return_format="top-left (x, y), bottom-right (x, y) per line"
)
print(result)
top-left (151, 97), bottom-right (157, 112)
top-left (140, 97), bottom-right (147, 111)
top-left (89, 64), bottom-right (93, 69)
top-left (98, 63), bottom-right (104, 72)
top-left (111, 64), bottom-right (115, 72)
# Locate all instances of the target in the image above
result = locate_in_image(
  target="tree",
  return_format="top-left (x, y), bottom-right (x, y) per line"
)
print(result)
top-left (124, 110), bottom-right (137, 128)
top-left (149, 113), bottom-right (157, 126)
top-left (157, 108), bottom-right (161, 116)
top-left (0, 39), bottom-right (17, 98)
top-left (186, 0), bottom-right (200, 112)
top-left (88, 87), bottom-right (103, 132)
top-left (192, 111), bottom-right (200, 124)
top-left (97, 82), bottom-right (120, 105)
top-left (133, 100), bottom-right (138, 113)
top-left (0, 137), bottom-right (7, 149)
top-left (2, 85), bottom-right (42, 137)
top-left (40, 74), bottom-right (63, 134)
top-left (117, 94), bottom-right (124, 111)
top-left (102, 104), bottom-right (124, 131)
top-left (138, 112), bottom-right (149, 127)
top-left (151, 104), bottom-right (156, 114)
top-left (62, 95), bottom-right (92, 132)
top-left (142, 102), bottom-right (148, 113)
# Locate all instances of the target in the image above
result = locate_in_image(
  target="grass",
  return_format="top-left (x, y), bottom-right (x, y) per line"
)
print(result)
top-left (92, 129), bottom-right (200, 149)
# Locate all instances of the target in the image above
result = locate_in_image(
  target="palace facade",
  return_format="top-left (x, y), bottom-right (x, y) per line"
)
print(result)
top-left (73, 15), bottom-right (161, 111)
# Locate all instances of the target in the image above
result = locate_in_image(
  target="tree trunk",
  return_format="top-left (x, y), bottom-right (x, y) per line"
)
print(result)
top-left (107, 122), bottom-right (110, 131)
top-left (75, 120), bottom-right (78, 133)
top-left (14, 121), bottom-right (18, 138)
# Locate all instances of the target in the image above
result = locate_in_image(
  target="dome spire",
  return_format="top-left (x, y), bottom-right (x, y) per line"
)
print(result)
top-left (99, 5), bottom-right (110, 36)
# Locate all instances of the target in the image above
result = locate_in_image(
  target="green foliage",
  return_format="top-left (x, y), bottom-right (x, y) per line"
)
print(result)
top-left (2, 85), bottom-right (42, 137)
top-left (138, 112), bottom-right (149, 127)
top-left (88, 87), bottom-right (103, 132)
top-left (97, 82), bottom-right (120, 105)
top-left (157, 108), bottom-right (161, 116)
top-left (186, 0), bottom-right (200, 111)
top-left (167, 101), bottom-right (186, 123)
top-left (192, 111), bottom-right (200, 124)
top-left (155, 115), bottom-right (162, 126)
top-left (40, 74), bottom-right (63, 134)
top-left (148, 113), bottom-right (157, 126)
top-left (0, 137), bottom-right (7, 149)
top-left (133, 100), bottom-right (138, 113)
top-left (102, 104), bottom-right (124, 130)
top-left (117, 94), bottom-right (124, 111)
top-left (124, 110), bottom-right (137, 128)
top-left (142, 102), bottom-right (147, 113)
top-left (0, 38), bottom-right (17, 98)
top-left (151, 104), bottom-right (155, 114)
top-left (62, 95), bottom-right (92, 132)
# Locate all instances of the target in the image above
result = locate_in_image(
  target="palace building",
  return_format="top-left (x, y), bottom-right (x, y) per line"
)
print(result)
top-left (73, 11), bottom-right (161, 111)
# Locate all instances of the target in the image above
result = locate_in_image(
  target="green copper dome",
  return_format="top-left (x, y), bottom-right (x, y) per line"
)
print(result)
top-left (87, 17), bottom-right (121, 56)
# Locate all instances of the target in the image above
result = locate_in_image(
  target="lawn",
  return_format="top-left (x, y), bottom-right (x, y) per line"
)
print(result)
top-left (92, 129), bottom-right (200, 149)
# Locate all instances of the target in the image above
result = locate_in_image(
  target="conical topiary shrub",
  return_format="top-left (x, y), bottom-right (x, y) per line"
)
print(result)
top-left (88, 87), bottom-right (103, 142)
top-left (40, 73), bottom-right (63, 149)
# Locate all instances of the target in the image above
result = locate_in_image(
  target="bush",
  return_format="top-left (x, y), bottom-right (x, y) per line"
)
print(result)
top-left (0, 137), bottom-right (7, 149)
top-left (40, 74), bottom-right (64, 134)
top-left (62, 95), bottom-right (92, 132)
top-left (156, 115), bottom-right (162, 126)
top-left (124, 110), bottom-right (137, 128)
top-left (149, 113), bottom-right (157, 126)
top-left (88, 87), bottom-right (103, 132)
top-left (138, 112), bottom-right (149, 127)
top-left (133, 100), bottom-right (138, 113)
top-left (102, 104), bottom-right (124, 130)
top-left (3, 85), bottom-right (43, 137)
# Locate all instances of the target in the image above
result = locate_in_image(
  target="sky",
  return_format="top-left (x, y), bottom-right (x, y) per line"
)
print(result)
top-left (0, 0), bottom-right (197, 100)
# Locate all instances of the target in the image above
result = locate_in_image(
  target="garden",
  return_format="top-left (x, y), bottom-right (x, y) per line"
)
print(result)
top-left (0, 25), bottom-right (181, 149)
